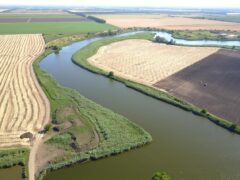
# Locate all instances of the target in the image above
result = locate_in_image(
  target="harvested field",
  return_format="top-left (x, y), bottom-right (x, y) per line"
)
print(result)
top-left (88, 39), bottom-right (219, 85)
top-left (0, 34), bottom-right (50, 148)
top-left (97, 15), bottom-right (240, 31)
top-left (154, 49), bottom-right (240, 124)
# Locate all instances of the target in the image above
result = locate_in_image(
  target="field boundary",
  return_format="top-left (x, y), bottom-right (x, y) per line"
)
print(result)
top-left (72, 33), bottom-right (240, 135)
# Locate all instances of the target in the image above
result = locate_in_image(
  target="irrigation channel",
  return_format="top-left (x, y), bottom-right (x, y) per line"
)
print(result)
top-left (1, 31), bottom-right (240, 180)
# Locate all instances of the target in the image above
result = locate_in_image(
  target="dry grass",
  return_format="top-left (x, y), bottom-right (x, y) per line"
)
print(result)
top-left (97, 15), bottom-right (240, 31)
top-left (0, 34), bottom-right (50, 148)
top-left (88, 39), bottom-right (219, 85)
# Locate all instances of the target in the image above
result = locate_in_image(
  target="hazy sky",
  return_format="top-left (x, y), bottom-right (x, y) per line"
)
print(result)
top-left (0, 0), bottom-right (240, 8)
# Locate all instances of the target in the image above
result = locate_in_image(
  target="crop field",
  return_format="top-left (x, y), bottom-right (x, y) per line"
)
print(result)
top-left (0, 34), bottom-right (50, 148)
top-left (155, 49), bottom-right (240, 123)
top-left (96, 14), bottom-right (240, 31)
top-left (88, 39), bottom-right (219, 85)
top-left (0, 13), bottom-right (88, 23)
top-left (0, 22), bottom-right (116, 34)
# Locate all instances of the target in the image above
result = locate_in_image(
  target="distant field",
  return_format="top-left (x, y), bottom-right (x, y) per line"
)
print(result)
top-left (0, 18), bottom-right (89, 23)
top-left (0, 13), bottom-right (88, 23)
top-left (88, 39), bottom-right (218, 85)
top-left (155, 49), bottom-right (240, 124)
top-left (0, 13), bottom-right (80, 18)
top-left (192, 14), bottom-right (240, 23)
top-left (0, 22), bottom-right (116, 34)
top-left (97, 14), bottom-right (240, 31)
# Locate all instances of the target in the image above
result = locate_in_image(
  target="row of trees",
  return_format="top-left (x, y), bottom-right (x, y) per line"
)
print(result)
top-left (155, 36), bottom-right (176, 45)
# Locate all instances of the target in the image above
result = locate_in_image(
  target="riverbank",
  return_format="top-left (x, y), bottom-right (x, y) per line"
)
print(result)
top-left (33, 33), bottom-right (152, 180)
top-left (0, 148), bottom-right (29, 179)
top-left (72, 33), bottom-right (240, 135)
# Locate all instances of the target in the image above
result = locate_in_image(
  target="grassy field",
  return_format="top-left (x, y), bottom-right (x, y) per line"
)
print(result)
top-left (72, 32), bottom-right (240, 135)
top-left (33, 34), bottom-right (152, 179)
top-left (0, 13), bottom-right (80, 18)
top-left (0, 22), bottom-right (116, 34)
top-left (193, 15), bottom-right (240, 23)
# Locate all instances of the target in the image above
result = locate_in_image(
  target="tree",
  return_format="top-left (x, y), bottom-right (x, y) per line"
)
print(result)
top-left (108, 71), bottom-right (114, 77)
top-left (155, 36), bottom-right (168, 44)
top-left (152, 172), bottom-right (170, 180)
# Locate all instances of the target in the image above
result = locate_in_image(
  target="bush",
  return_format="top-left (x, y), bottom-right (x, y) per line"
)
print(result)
top-left (229, 124), bottom-right (237, 132)
top-left (108, 71), bottom-right (114, 77)
top-left (201, 109), bottom-right (208, 114)
top-left (155, 36), bottom-right (168, 43)
top-left (44, 124), bottom-right (52, 132)
top-left (152, 172), bottom-right (170, 180)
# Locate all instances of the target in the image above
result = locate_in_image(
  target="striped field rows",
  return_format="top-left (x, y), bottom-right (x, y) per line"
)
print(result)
top-left (0, 34), bottom-right (50, 148)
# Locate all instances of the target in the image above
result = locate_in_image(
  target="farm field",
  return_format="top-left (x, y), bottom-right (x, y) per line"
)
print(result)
top-left (0, 22), bottom-right (116, 34)
top-left (155, 49), bottom-right (240, 124)
top-left (88, 39), bottom-right (219, 85)
top-left (96, 14), bottom-right (240, 31)
top-left (0, 34), bottom-right (50, 147)
top-left (0, 13), bottom-right (87, 23)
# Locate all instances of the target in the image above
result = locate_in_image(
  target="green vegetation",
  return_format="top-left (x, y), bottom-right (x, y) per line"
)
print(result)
top-left (72, 32), bottom-right (240, 135)
top-left (172, 30), bottom-right (240, 41)
top-left (0, 13), bottom-right (80, 19)
top-left (46, 133), bottom-right (73, 149)
top-left (87, 15), bottom-right (106, 23)
top-left (0, 21), bottom-right (116, 34)
top-left (155, 36), bottom-right (176, 45)
top-left (0, 149), bottom-right (29, 179)
top-left (34, 34), bottom-right (152, 179)
top-left (152, 172), bottom-right (170, 180)
top-left (192, 14), bottom-right (240, 23)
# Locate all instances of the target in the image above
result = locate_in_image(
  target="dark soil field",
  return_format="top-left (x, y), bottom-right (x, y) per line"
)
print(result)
top-left (154, 49), bottom-right (240, 124)
top-left (0, 17), bottom-right (90, 23)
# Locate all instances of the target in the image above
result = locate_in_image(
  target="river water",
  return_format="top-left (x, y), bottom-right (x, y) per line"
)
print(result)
top-left (38, 32), bottom-right (240, 180)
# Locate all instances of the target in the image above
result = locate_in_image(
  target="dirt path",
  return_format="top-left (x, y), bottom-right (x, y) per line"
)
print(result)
top-left (29, 134), bottom-right (43, 180)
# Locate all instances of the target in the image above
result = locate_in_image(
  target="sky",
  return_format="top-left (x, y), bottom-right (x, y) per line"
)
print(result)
top-left (0, 0), bottom-right (240, 8)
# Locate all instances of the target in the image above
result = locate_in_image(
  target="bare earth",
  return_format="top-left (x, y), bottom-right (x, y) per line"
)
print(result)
top-left (89, 39), bottom-right (219, 85)
top-left (154, 49), bottom-right (240, 123)
top-left (0, 34), bottom-right (50, 148)
top-left (97, 15), bottom-right (240, 31)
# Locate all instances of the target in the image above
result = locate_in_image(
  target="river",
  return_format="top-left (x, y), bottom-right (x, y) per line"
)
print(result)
top-left (37, 32), bottom-right (240, 180)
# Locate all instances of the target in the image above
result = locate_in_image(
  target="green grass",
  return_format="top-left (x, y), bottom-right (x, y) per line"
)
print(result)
top-left (0, 14), bottom-right (80, 19)
top-left (0, 22), bottom-right (116, 34)
top-left (34, 34), bottom-right (152, 179)
top-left (193, 14), bottom-right (240, 23)
top-left (46, 133), bottom-right (73, 149)
top-left (72, 32), bottom-right (240, 135)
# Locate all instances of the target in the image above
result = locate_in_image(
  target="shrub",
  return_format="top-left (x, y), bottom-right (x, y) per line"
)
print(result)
top-left (155, 36), bottom-right (168, 43)
top-left (229, 124), bottom-right (237, 132)
top-left (152, 172), bottom-right (170, 180)
top-left (108, 71), bottom-right (114, 77)
top-left (201, 109), bottom-right (208, 114)
top-left (44, 124), bottom-right (52, 132)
